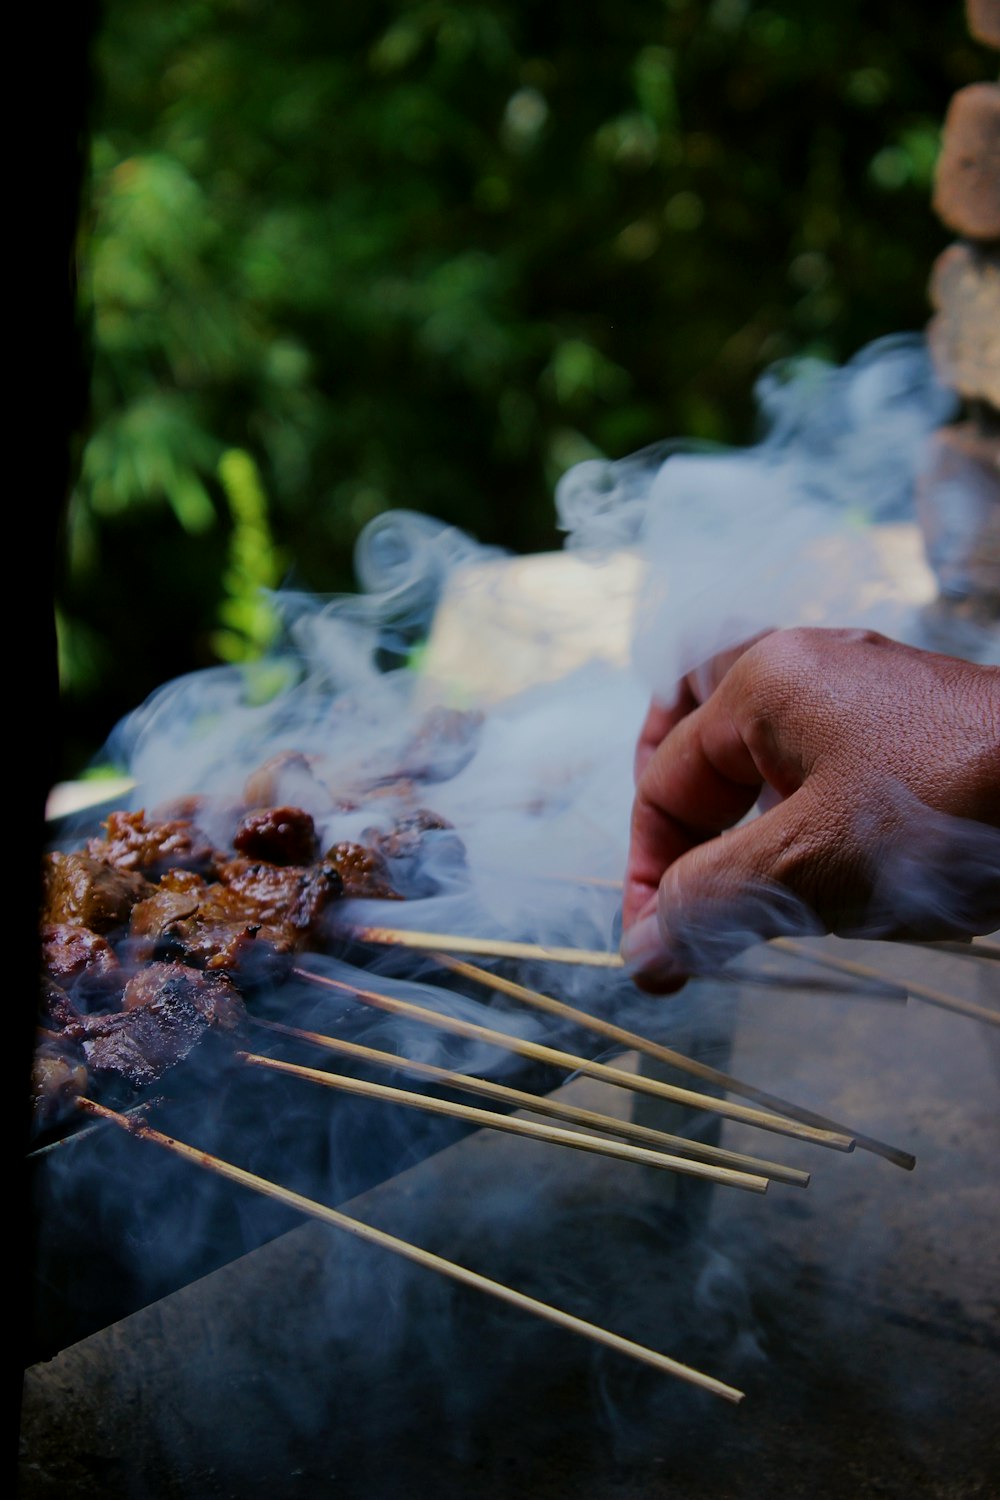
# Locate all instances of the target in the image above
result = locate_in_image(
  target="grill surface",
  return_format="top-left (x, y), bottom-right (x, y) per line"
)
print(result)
top-left (20, 942), bottom-right (999, 1500)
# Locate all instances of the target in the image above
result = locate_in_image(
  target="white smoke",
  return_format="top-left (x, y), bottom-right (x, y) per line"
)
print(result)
top-left (557, 333), bottom-right (997, 693)
top-left (94, 331), bottom-right (997, 968)
top-left (35, 333), bottom-right (1000, 1477)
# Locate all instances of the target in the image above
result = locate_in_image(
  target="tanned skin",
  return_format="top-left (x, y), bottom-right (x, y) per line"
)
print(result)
top-left (621, 628), bottom-right (1000, 992)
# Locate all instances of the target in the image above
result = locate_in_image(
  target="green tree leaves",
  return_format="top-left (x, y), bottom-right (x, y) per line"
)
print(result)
top-left (59, 0), bottom-right (989, 775)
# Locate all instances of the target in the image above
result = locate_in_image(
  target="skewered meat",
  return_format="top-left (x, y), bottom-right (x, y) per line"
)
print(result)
top-left (366, 807), bottom-right (455, 861)
top-left (32, 1037), bottom-right (89, 1128)
top-left (129, 869), bottom-right (295, 979)
top-left (394, 706), bottom-right (483, 782)
top-left (216, 856), bottom-right (347, 928)
top-left (41, 924), bottom-right (121, 1000)
top-left (363, 809), bottom-right (467, 896)
top-left (128, 869), bottom-right (205, 939)
top-left (32, 963), bottom-right (246, 1128)
top-left (42, 852), bottom-right (155, 933)
top-left (36, 801), bottom-right (408, 1126)
top-left (125, 836), bottom-right (399, 982)
top-left (40, 978), bottom-right (86, 1037)
top-left (80, 963), bottom-right (246, 1091)
top-left (120, 961), bottom-right (246, 1027)
top-left (241, 709), bottom-right (484, 810)
top-left (87, 809), bottom-right (220, 878)
top-left (234, 806), bottom-right (319, 866)
top-left (321, 843), bottom-right (400, 901)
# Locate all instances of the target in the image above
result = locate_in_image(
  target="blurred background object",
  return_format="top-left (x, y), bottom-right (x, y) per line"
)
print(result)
top-left (59, 0), bottom-right (993, 780)
top-left (918, 0), bottom-right (1000, 651)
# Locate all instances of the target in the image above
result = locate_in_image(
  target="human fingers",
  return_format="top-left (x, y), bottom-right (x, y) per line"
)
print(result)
top-left (633, 689), bottom-right (696, 784)
top-left (631, 633), bottom-right (774, 784)
top-left (620, 782), bottom-right (855, 992)
top-left (622, 661), bottom-right (787, 930)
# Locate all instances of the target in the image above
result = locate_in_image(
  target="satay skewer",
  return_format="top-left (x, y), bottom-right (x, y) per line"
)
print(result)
top-left (374, 914), bottom-right (997, 1032)
top-left (254, 1018), bottom-right (809, 1186)
top-left (239, 1051), bottom-right (769, 1192)
top-left (432, 955), bottom-right (914, 1171)
top-left (350, 923), bottom-right (902, 999)
top-left (485, 873), bottom-right (998, 1012)
top-left (292, 967), bottom-right (855, 1152)
top-left (77, 1096), bottom-right (745, 1403)
top-left (898, 937), bottom-right (1000, 961)
top-left (771, 939), bottom-right (1000, 1028)
top-left (351, 925), bottom-right (625, 968)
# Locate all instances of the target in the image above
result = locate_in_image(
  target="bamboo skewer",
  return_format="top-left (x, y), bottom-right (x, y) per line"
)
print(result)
top-left (898, 937), bottom-right (1000, 962)
top-left (351, 925), bottom-right (625, 968)
top-left (254, 1017), bottom-right (810, 1186)
top-left (238, 1051), bottom-right (769, 1193)
top-left (772, 939), bottom-right (1000, 1028)
top-left (353, 922), bottom-right (905, 1003)
top-left (346, 922), bottom-right (917, 1160)
top-left (77, 1096), bottom-right (745, 1402)
top-left (483, 872), bottom-right (996, 1015)
top-left (718, 966), bottom-right (907, 999)
top-left (26, 1098), bottom-right (161, 1161)
top-left (433, 955), bottom-right (915, 1172)
top-left (291, 967), bottom-right (855, 1152)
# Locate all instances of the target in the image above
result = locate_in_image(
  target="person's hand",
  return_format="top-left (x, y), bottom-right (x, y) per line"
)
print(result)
top-left (620, 627), bottom-right (1000, 992)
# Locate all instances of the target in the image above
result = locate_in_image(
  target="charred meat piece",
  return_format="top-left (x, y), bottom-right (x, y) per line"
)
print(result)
top-left (363, 809), bottom-right (466, 896)
top-left (130, 868), bottom-right (294, 979)
top-left (39, 978), bottom-right (86, 1038)
top-left (323, 842), bottom-right (401, 900)
top-left (130, 855), bottom-right (350, 970)
top-left (42, 852), bottom-right (154, 933)
top-left (81, 962), bottom-right (246, 1091)
top-left (168, 915), bottom-right (292, 982)
top-left (87, 809), bottom-right (220, 879)
top-left (129, 868), bottom-right (206, 940)
top-left (32, 1036), bottom-right (89, 1128)
top-left (366, 807), bottom-right (457, 860)
top-left (41, 923), bottom-right (121, 1000)
top-left (234, 806), bottom-right (319, 866)
top-left (121, 961), bottom-right (246, 1029)
top-left (216, 855), bottom-right (351, 932)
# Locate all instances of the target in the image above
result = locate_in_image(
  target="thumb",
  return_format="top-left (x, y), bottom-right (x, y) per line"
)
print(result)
top-left (620, 787), bottom-right (846, 991)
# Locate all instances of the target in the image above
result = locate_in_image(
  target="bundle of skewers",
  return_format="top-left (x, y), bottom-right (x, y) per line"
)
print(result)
top-left (34, 734), bottom-right (1000, 1405)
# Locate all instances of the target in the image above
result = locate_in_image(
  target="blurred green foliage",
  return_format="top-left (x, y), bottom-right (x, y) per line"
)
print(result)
top-left (58, 0), bottom-right (991, 777)
top-left (212, 449), bottom-right (284, 662)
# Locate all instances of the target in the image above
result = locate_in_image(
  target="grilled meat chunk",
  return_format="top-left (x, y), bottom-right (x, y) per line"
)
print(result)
top-left (323, 842), bottom-right (400, 900)
top-left (42, 852), bottom-right (154, 933)
top-left (130, 869), bottom-right (294, 978)
top-left (40, 978), bottom-right (86, 1037)
top-left (362, 809), bottom-right (465, 896)
top-left (216, 856), bottom-right (351, 931)
top-left (395, 706), bottom-right (483, 782)
top-left (88, 809), bottom-right (219, 878)
top-left (81, 963), bottom-right (246, 1090)
top-left (32, 1038), bottom-right (89, 1128)
top-left (36, 792), bottom-right (414, 1127)
top-left (41, 923), bottom-right (121, 999)
top-left (234, 806), bottom-right (319, 866)
top-left (121, 962), bottom-right (246, 1028)
top-left (129, 868), bottom-right (206, 939)
top-left (365, 807), bottom-right (454, 861)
